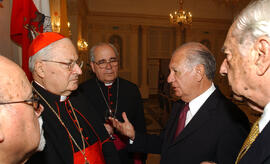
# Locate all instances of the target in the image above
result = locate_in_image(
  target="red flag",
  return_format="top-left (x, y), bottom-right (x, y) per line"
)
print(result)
top-left (10, 0), bottom-right (51, 80)
top-left (0, 0), bottom-right (3, 8)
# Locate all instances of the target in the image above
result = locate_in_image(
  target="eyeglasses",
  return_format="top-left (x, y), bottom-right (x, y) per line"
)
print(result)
top-left (0, 93), bottom-right (41, 112)
top-left (42, 60), bottom-right (84, 71)
top-left (93, 58), bottom-right (118, 69)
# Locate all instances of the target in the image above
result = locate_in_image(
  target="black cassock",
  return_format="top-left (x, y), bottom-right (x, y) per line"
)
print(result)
top-left (79, 77), bottom-right (147, 164)
top-left (27, 82), bottom-right (120, 164)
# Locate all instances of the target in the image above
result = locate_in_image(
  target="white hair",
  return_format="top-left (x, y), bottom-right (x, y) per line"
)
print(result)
top-left (232, 0), bottom-right (270, 48)
top-left (89, 43), bottom-right (119, 62)
top-left (28, 38), bottom-right (69, 72)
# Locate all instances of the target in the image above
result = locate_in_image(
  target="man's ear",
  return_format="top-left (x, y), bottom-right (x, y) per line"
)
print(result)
top-left (90, 62), bottom-right (96, 73)
top-left (35, 61), bottom-right (45, 78)
top-left (194, 64), bottom-right (204, 82)
top-left (255, 36), bottom-right (270, 76)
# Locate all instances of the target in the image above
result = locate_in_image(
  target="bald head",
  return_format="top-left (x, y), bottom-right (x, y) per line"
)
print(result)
top-left (177, 42), bottom-right (211, 54)
top-left (0, 55), bottom-right (42, 164)
top-left (0, 56), bottom-right (31, 103)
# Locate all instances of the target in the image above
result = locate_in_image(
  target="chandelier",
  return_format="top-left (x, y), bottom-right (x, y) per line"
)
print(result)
top-left (77, 39), bottom-right (89, 51)
top-left (169, 0), bottom-right (192, 25)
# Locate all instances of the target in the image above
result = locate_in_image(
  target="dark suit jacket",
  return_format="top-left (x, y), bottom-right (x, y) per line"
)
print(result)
top-left (78, 77), bottom-right (146, 164)
top-left (130, 88), bottom-right (250, 164)
top-left (239, 121), bottom-right (270, 164)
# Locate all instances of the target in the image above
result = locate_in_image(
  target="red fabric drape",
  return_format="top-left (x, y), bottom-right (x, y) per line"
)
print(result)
top-left (10, 0), bottom-right (44, 80)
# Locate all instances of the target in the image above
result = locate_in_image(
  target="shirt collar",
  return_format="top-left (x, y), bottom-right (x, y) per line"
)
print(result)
top-left (259, 102), bottom-right (270, 132)
top-left (60, 96), bottom-right (67, 102)
top-left (96, 78), bottom-right (115, 87)
top-left (189, 83), bottom-right (216, 117)
top-left (105, 82), bottom-right (113, 86)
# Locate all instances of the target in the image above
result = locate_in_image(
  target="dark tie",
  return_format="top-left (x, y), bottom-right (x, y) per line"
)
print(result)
top-left (174, 103), bottom-right (189, 140)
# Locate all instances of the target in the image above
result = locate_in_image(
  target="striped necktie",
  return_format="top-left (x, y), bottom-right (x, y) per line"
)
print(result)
top-left (235, 119), bottom-right (260, 164)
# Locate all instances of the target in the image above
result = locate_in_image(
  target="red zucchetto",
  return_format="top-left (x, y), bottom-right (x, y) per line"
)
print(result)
top-left (29, 32), bottom-right (65, 57)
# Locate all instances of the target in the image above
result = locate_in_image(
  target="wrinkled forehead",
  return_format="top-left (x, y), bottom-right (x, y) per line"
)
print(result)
top-left (223, 27), bottom-right (238, 52)
top-left (0, 72), bottom-right (32, 101)
top-left (50, 39), bottom-right (78, 61)
top-left (170, 50), bottom-right (187, 66)
top-left (224, 23), bottom-right (237, 44)
top-left (94, 45), bottom-right (117, 61)
top-left (0, 56), bottom-right (32, 101)
top-left (16, 76), bottom-right (32, 99)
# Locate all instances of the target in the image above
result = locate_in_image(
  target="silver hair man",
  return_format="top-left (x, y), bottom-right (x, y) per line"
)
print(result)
top-left (89, 43), bottom-right (119, 62)
top-left (203, 0), bottom-right (270, 164)
top-left (28, 38), bottom-right (70, 73)
top-left (177, 42), bottom-right (216, 80)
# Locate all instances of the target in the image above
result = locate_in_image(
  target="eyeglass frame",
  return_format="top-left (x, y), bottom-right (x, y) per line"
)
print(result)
top-left (0, 92), bottom-right (41, 112)
top-left (42, 60), bottom-right (84, 70)
top-left (92, 58), bottom-right (119, 69)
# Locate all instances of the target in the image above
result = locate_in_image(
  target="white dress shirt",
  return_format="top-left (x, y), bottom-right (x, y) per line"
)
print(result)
top-left (259, 102), bottom-right (270, 133)
top-left (185, 83), bottom-right (216, 126)
top-left (130, 83), bottom-right (216, 144)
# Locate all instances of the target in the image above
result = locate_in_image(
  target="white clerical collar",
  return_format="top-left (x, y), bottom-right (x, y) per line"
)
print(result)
top-left (189, 83), bottom-right (216, 117)
top-left (104, 82), bottom-right (113, 86)
top-left (60, 96), bottom-right (67, 102)
top-left (259, 102), bottom-right (270, 132)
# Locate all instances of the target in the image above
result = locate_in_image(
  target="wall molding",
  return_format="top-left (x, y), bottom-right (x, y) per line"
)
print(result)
top-left (87, 11), bottom-right (232, 29)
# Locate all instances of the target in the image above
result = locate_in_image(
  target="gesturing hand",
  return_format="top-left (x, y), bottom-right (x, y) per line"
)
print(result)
top-left (109, 112), bottom-right (136, 140)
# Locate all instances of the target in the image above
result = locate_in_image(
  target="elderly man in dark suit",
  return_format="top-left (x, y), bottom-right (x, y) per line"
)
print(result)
top-left (216, 0), bottom-right (270, 163)
top-left (110, 42), bottom-right (250, 164)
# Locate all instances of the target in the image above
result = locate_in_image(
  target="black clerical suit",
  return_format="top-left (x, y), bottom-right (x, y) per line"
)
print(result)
top-left (79, 77), bottom-right (146, 164)
top-left (238, 121), bottom-right (270, 164)
top-left (27, 82), bottom-right (120, 164)
top-left (129, 88), bottom-right (250, 164)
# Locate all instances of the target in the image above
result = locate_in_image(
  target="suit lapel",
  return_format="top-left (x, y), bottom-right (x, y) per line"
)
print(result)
top-left (166, 102), bottom-right (185, 143)
top-left (169, 90), bottom-right (219, 147)
top-left (240, 121), bottom-right (270, 164)
top-left (172, 103), bottom-right (211, 145)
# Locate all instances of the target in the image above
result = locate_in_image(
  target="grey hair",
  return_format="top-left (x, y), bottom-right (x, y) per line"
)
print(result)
top-left (176, 42), bottom-right (216, 80)
top-left (89, 43), bottom-right (119, 62)
top-left (28, 38), bottom-right (68, 72)
top-left (232, 0), bottom-right (270, 47)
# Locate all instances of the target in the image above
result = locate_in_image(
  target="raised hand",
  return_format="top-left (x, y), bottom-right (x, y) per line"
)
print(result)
top-left (109, 112), bottom-right (135, 140)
